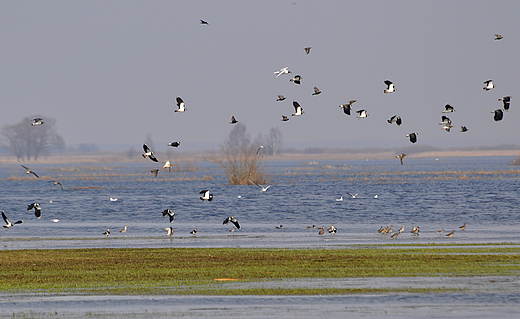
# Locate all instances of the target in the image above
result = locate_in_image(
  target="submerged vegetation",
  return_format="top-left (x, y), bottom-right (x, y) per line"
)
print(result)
top-left (1, 246), bottom-right (518, 295)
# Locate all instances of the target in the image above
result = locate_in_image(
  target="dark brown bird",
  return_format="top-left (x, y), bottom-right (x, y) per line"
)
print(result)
top-left (230, 116), bottom-right (238, 124)
top-left (304, 47), bottom-right (311, 54)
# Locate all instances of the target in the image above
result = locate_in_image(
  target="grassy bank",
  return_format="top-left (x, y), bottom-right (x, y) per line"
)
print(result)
top-left (1, 246), bottom-right (519, 295)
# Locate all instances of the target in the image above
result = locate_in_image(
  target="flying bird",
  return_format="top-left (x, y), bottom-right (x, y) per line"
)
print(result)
top-left (276, 95), bottom-right (286, 101)
top-left (460, 126), bottom-right (468, 132)
top-left (27, 203), bottom-right (42, 219)
top-left (395, 153), bottom-right (407, 165)
top-left (499, 96), bottom-right (511, 111)
top-left (142, 144), bottom-right (158, 162)
top-left (384, 80), bottom-right (396, 93)
top-left (199, 190), bottom-right (213, 201)
top-left (21, 165), bottom-right (39, 178)
top-left (200, 19), bottom-right (209, 25)
top-left (312, 87), bottom-right (321, 95)
top-left (168, 141), bottom-right (181, 147)
top-left (49, 180), bottom-right (64, 190)
top-left (274, 67), bottom-right (291, 78)
top-left (406, 132), bottom-right (418, 143)
top-left (162, 209), bottom-right (175, 223)
top-left (339, 100), bottom-right (356, 116)
top-left (175, 97), bottom-right (187, 112)
top-left (483, 80), bottom-right (496, 91)
top-left (223, 216), bottom-right (240, 229)
top-left (387, 115), bottom-right (402, 126)
top-left (439, 116), bottom-right (452, 126)
top-left (492, 109), bottom-right (504, 121)
top-left (162, 161), bottom-right (173, 171)
top-left (2, 211), bottom-right (23, 228)
top-left (289, 75), bottom-right (302, 85)
top-left (441, 124), bottom-right (453, 132)
top-left (292, 100), bottom-right (304, 116)
top-left (164, 227), bottom-right (174, 237)
top-left (256, 145), bottom-right (264, 155)
top-left (31, 118), bottom-right (44, 126)
top-left (356, 109), bottom-right (369, 118)
top-left (443, 104), bottom-right (455, 113)
top-left (347, 193), bottom-right (358, 198)
top-left (230, 116), bottom-right (238, 124)
top-left (151, 169), bottom-right (159, 178)
top-left (494, 34), bottom-right (503, 40)
top-left (281, 115), bottom-right (289, 122)
top-left (304, 47), bottom-right (311, 54)
top-left (256, 184), bottom-right (271, 192)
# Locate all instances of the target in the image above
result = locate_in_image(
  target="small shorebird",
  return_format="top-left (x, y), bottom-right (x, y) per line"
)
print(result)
top-left (162, 209), bottom-right (175, 223)
top-left (494, 34), bottom-right (503, 40)
top-left (103, 229), bottom-right (110, 236)
top-left (398, 224), bottom-right (405, 234)
top-left (292, 100), bottom-right (304, 116)
top-left (164, 227), bottom-right (174, 236)
top-left (492, 109), bottom-right (504, 122)
top-left (378, 226), bottom-right (384, 233)
top-left (190, 228), bottom-right (197, 235)
top-left (230, 116), bottom-right (238, 124)
top-left (256, 184), bottom-right (270, 192)
top-left (384, 225), bottom-right (393, 235)
top-left (395, 154), bottom-right (407, 165)
top-left (460, 126), bottom-right (468, 132)
top-left (312, 87), bottom-right (321, 95)
top-left (289, 75), bottom-right (302, 85)
top-left (304, 47), bottom-right (311, 55)
top-left (446, 230), bottom-right (455, 237)
top-left (499, 96), bottom-right (511, 111)
top-left (442, 104), bottom-right (455, 113)
top-left (168, 141), bottom-right (181, 147)
top-left (151, 169), bottom-right (159, 178)
top-left (49, 180), bottom-right (64, 190)
top-left (306, 225), bottom-right (316, 229)
top-left (356, 109), bottom-right (369, 118)
top-left (277, 95), bottom-right (286, 101)
top-left (31, 118), bottom-right (44, 126)
top-left (336, 196), bottom-right (343, 202)
top-left (437, 229), bottom-right (444, 235)
top-left (119, 226), bottom-right (128, 233)
top-left (328, 225), bottom-right (337, 234)
top-left (142, 144), bottom-right (158, 162)
top-left (275, 225), bottom-right (283, 229)
top-left (223, 216), bottom-right (240, 229)
top-left (274, 67), bottom-right (291, 78)
top-left (390, 232), bottom-right (399, 239)
top-left (318, 226), bottom-right (325, 235)
top-left (410, 226), bottom-right (420, 235)
top-left (483, 80), bottom-right (496, 91)
top-left (27, 202), bottom-right (42, 219)
top-left (2, 211), bottom-right (23, 228)
top-left (384, 80), bottom-right (396, 93)
top-left (21, 165), bottom-right (39, 178)
top-left (281, 115), bottom-right (289, 122)
top-left (175, 97), bottom-right (187, 112)
top-left (379, 226), bottom-right (388, 234)
top-left (459, 223), bottom-right (466, 231)
top-left (406, 132), bottom-right (418, 143)
top-left (199, 190), bottom-right (213, 201)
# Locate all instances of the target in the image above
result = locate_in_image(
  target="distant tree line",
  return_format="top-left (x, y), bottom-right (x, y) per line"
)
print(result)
top-left (1, 116), bottom-right (65, 161)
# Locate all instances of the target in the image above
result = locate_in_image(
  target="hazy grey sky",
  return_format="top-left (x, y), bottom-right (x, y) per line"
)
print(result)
top-left (1, 1), bottom-right (519, 152)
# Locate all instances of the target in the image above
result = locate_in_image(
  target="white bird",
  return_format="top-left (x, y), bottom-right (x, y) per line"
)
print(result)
top-left (21, 165), bottom-right (39, 178)
top-left (168, 141), bottom-right (181, 147)
top-left (384, 80), bottom-right (396, 93)
top-left (51, 218), bottom-right (59, 223)
top-left (442, 104), bottom-right (455, 113)
top-left (223, 216), bottom-right (240, 229)
top-left (162, 209), bottom-right (175, 223)
top-left (289, 75), bottom-right (302, 85)
top-left (162, 161), bottom-right (173, 171)
top-left (406, 132), bottom-right (418, 143)
top-left (2, 211), bottom-right (23, 228)
top-left (292, 100), bottom-right (304, 116)
top-left (27, 202), bottom-right (42, 219)
top-left (347, 193), bottom-right (358, 198)
top-left (356, 109), bottom-right (369, 118)
top-left (31, 118), bottom-right (44, 126)
top-left (374, 194), bottom-right (378, 199)
top-left (492, 109), bottom-right (504, 121)
top-left (483, 80), bottom-right (496, 91)
top-left (120, 226), bottom-right (128, 233)
top-left (335, 196), bottom-right (343, 202)
top-left (256, 184), bottom-right (271, 192)
top-left (199, 190), bottom-right (213, 201)
top-left (274, 67), bottom-right (291, 78)
top-left (142, 144), bottom-right (158, 162)
top-left (175, 97), bottom-right (187, 112)
top-left (163, 227), bottom-right (174, 237)
top-left (109, 198), bottom-right (118, 201)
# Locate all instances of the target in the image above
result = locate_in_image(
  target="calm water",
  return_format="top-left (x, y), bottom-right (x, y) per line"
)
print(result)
top-left (1, 156), bottom-right (519, 248)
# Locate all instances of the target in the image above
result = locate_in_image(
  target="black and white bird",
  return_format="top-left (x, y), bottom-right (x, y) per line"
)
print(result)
top-left (289, 75), bottom-right (302, 85)
top-left (190, 228), bottom-right (197, 235)
top-left (395, 153), bottom-right (407, 165)
top-left (168, 141), bottom-right (181, 147)
top-left (492, 109), bottom-right (504, 121)
top-left (142, 144), bottom-right (158, 162)
top-left (162, 209), bottom-right (175, 223)
top-left (442, 104), bottom-right (455, 113)
top-left (199, 190), bottom-right (213, 201)
top-left (439, 116), bottom-right (452, 126)
top-left (274, 67), bottom-right (291, 78)
top-left (151, 169), bottom-right (159, 178)
top-left (384, 80), bottom-right (396, 93)
top-left (102, 229), bottom-right (110, 236)
top-left (387, 115), bottom-right (402, 126)
top-left (276, 95), bottom-right (286, 101)
top-left (230, 116), bottom-right (238, 124)
top-left (499, 96), bottom-right (511, 111)
top-left (441, 124), bottom-right (453, 132)
top-left (2, 211), bottom-right (23, 228)
top-left (460, 126), bottom-right (468, 132)
top-left (483, 80), bottom-right (496, 91)
top-left (200, 19), bottom-right (209, 25)
top-left (406, 132), bottom-right (418, 143)
top-left (27, 202), bottom-right (42, 219)
top-left (339, 100), bottom-right (356, 116)
top-left (256, 145), bottom-right (264, 155)
top-left (49, 180), bottom-right (64, 190)
top-left (223, 216), bottom-right (240, 229)
top-left (292, 100), bottom-right (304, 116)
top-left (356, 109), bottom-right (369, 118)
top-left (312, 87), bottom-right (321, 95)
top-left (31, 118), bottom-right (44, 126)
top-left (494, 34), bottom-right (503, 40)
top-left (281, 115), bottom-right (289, 122)
top-left (21, 165), bottom-right (39, 178)
top-left (164, 227), bottom-right (174, 237)
top-left (304, 47), bottom-right (311, 55)
top-left (175, 97), bottom-right (187, 112)
top-left (328, 225), bottom-right (337, 234)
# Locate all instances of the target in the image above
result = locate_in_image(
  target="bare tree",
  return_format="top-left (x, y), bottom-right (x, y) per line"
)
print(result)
top-left (225, 123), bottom-right (250, 153)
top-left (267, 127), bottom-right (283, 156)
top-left (1, 116), bottom-right (65, 161)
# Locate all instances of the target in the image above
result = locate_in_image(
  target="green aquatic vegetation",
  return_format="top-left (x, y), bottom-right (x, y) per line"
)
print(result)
top-left (0, 246), bottom-right (518, 295)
